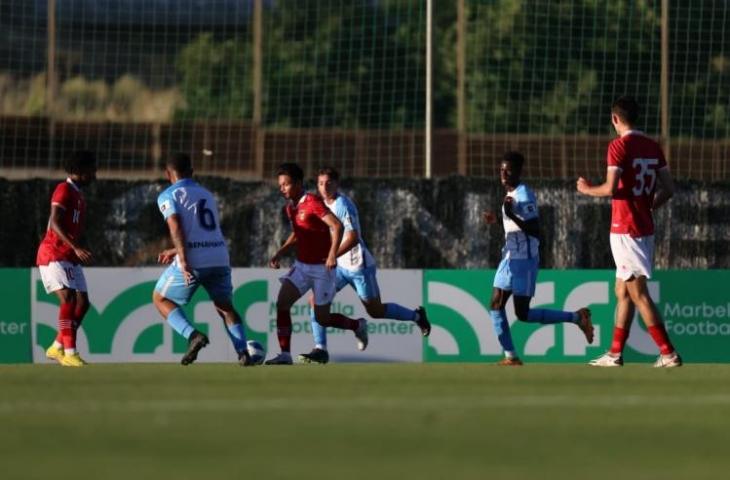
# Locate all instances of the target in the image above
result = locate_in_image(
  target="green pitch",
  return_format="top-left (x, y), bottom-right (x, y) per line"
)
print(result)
top-left (2, 363), bottom-right (729, 480)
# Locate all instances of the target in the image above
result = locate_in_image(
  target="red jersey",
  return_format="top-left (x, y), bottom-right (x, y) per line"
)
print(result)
top-left (285, 193), bottom-right (332, 264)
top-left (606, 131), bottom-right (667, 237)
top-left (36, 179), bottom-right (87, 265)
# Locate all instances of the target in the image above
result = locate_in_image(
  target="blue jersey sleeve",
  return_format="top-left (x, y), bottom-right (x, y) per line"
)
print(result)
top-left (157, 189), bottom-right (177, 220)
top-left (335, 197), bottom-right (358, 233)
top-left (515, 186), bottom-right (538, 221)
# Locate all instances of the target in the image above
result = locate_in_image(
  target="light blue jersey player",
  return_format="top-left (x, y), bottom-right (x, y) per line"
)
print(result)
top-left (484, 152), bottom-right (594, 366)
top-left (297, 167), bottom-right (431, 364)
top-left (152, 153), bottom-right (254, 366)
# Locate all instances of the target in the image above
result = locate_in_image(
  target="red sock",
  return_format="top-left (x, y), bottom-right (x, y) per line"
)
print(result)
top-left (329, 313), bottom-right (360, 331)
top-left (58, 302), bottom-right (75, 350)
top-left (648, 324), bottom-right (675, 355)
top-left (276, 310), bottom-right (292, 352)
top-left (609, 326), bottom-right (629, 355)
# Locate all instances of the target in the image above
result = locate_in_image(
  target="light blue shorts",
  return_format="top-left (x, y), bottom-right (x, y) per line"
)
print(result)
top-left (335, 265), bottom-right (380, 301)
top-left (493, 257), bottom-right (538, 298)
top-left (154, 264), bottom-right (232, 306)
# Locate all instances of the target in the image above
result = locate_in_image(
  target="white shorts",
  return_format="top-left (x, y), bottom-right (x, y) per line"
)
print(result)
top-left (38, 261), bottom-right (88, 294)
top-left (280, 261), bottom-right (336, 305)
top-left (610, 234), bottom-right (654, 280)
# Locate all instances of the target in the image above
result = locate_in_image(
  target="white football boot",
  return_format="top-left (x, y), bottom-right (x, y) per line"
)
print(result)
top-left (653, 352), bottom-right (683, 368)
top-left (588, 351), bottom-right (624, 367)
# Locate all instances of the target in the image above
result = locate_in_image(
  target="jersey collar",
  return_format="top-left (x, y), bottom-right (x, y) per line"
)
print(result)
top-left (621, 129), bottom-right (643, 137)
top-left (172, 178), bottom-right (195, 188)
top-left (66, 178), bottom-right (81, 192)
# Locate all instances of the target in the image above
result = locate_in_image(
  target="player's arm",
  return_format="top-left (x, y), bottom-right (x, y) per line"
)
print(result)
top-left (320, 212), bottom-right (343, 270)
top-left (652, 167), bottom-right (675, 211)
top-left (502, 197), bottom-right (540, 239)
top-left (336, 230), bottom-right (359, 257)
top-left (166, 214), bottom-right (194, 284)
top-left (576, 167), bottom-right (621, 197)
top-left (48, 204), bottom-right (93, 264)
top-left (270, 232), bottom-right (297, 269)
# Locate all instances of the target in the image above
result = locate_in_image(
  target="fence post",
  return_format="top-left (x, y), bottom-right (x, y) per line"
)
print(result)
top-left (661, 0), bottom-right (670, 164)
top-left (425, 0), bottom-right (432, 179)
top-left (253, 0), bottom-right (264, 178)
top-left (457, 0), bottom-right (467, 176)
top-left (46, 0), bottom-right (57, 171)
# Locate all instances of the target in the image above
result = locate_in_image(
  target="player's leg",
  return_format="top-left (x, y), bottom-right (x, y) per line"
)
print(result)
top-left (510, 258), bottom-right (594, 343)
top-left (40, 261), bottom-right (87, 366)
top-left (357, 266), bottom-right (431, 336)
top-left (265, 274), bottom-right (305, 365)
top-left (299, 293), bottom-right (330, 364)
top-left (310, 266), bottom-right (367, 351)
top-left (625, 276), bottom-right (681, 367)
top-left (153, 264), bottom-right (207, 365)
top-left (590, 277), bottom-right (633, 367)
top-left (202, 266), bottom-right (254, 366)
top-left (489, 258), bottom-right (520, 365)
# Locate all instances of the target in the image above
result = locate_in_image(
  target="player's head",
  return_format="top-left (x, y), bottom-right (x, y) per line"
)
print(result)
top-left (500, 151), bottom-right (524, 189)
top-left (165, 152), bottom-right (193, 181)
top-left (317, 166), bottom-right (340, 200)
top-left (64, 150), bottom-right (97, 185)
top-left (611, 96), bottom-right (640, 134)
top-left (277, 162), bottom-right (304, 200)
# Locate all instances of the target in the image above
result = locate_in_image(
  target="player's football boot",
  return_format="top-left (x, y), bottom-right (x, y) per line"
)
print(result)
top-left (355, 318), bottom-right (369, 351)
top-left (264, 352), bottom-right (293, 365)
top-left (60, 353), bottom-right (87, 367)
top-left (496, 356), bottom-right (523, 366)
top-left (415, 306), bottom-right (432, 337)
top-left (45, 344), bottom-right (64, 363)
top-left (576, 308), bottom-right (594, 344)
top-left (298, 348), bottom-right (330, 364)
top-left (653, 352), bottom-right (683, 368)
top-left (181, 331), bottom-right (209, 366)
top-left (238, 350), bottom-right (256, 367)
top-left (588, 351), bottom-right (624, 367)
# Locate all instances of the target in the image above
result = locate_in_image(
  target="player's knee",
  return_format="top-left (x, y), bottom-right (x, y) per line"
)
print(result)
top-left (365, 303), bottom-right (385, 318)
top-left (514, 306), bottom-right (530, 321)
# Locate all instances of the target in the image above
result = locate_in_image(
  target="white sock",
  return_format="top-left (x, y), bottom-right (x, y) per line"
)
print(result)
top-left (315, 344), bottom-right (327, 351)
top-left (52, 341), bottom-right (63, 349)
top-left (65, 348), bottom-right (76, 356)
top-left (505, 351), bottom-right (516, 359)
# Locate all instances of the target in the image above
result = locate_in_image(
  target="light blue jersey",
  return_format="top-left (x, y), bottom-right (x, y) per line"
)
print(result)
top-left (501, 183), bottom-right (539, 260)
top-left (157, 178), bottom-right (229, 269)
top-left (326, 194), bottom-right (375, 272)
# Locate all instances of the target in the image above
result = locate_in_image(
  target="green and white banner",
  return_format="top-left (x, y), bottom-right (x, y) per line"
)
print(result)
top-left (423, 270), bottom-right (730, 363)
top-left (30, 268), bottom-right (423, 363)
top-left (1, 268), bottom-right (728, 364)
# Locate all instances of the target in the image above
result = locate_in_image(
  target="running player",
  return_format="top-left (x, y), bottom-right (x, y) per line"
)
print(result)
top-left (38, 150), bottom-right (97, 367)
top-left (577, 96), bottom-right (681, 368)
top-left (153, 153), bottom-right (253, 366)
top-left (485, 151), bottom-right (594, 366)
top-left (298, 167), bottom-right (431, 364)
top-left (266, 163), bottom-right (368, 365)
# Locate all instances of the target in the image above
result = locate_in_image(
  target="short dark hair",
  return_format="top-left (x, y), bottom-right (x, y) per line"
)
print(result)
top-left (276, 162), bottom-right (304, 183)
top-left (502, 151), bottom-right (525, 172)
top-left (317, 166), bottom-right (340, 181)
top-left (611, 96), bottom-right (640, 125)
top-left (64, 150), bottom-right (96, 175)
top-left (166, 152), bottom-right (193, 176)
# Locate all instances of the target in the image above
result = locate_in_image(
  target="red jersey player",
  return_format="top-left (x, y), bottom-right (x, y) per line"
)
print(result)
top-left (37, 150), bottom-right (97, 367)
top-left (577, 96), bottom-right (681, 368)
top-left (266, 163), bottom-right (368, 365)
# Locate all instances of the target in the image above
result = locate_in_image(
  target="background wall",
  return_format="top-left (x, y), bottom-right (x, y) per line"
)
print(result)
top-left (2, 177), bottom-right (727, 269)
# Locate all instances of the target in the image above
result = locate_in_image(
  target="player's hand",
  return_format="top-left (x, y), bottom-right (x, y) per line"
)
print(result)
top-left (74, 247), bottom-right (93, 264)
top-left (269, 255), bottom-right (281, 269)
top-left (325, 254), bottom-right (337, 270)
top-left (179, 260), bottom-right (195, 286)
top-left (576, 177), bottom-right (591, 194)
top-left (502, 196), bottom-right (514, 217)
top-left (157, 248), bottom-right (176, 264)
top-left (482, 210), bottom-right (497, 224)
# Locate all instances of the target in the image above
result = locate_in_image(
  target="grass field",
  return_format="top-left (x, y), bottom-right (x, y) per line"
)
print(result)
top-left (2, 363), bottom-right (730, 480)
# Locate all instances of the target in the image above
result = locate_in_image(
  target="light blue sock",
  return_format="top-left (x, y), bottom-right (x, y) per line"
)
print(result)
top-left (526, 309), bottom-right (579, 324)
top-left (384, 303), bottom-right (417, 321)
top-left (166, 308), bottom-right (195, 340)
top-left (489, 309), bottom-right (515, 354)
top-left (226, 322), bottom-right (248, 354)
top-left (311, 310), bottom-right (327, 349)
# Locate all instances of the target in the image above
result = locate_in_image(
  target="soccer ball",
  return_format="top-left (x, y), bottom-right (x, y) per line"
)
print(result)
top-left (246, 340), bottom-right (265, 365)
